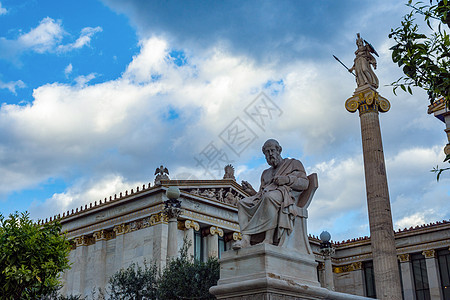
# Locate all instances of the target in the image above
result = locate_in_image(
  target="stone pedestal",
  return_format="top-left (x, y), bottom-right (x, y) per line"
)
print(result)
top-left (210, 244), bottom-right (370, 300)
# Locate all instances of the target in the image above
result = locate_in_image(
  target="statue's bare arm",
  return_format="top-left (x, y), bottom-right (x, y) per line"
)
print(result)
top-left (241, 180), bottom-right (257, 196)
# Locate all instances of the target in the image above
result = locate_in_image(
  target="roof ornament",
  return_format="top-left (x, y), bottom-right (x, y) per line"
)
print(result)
top-left (223, 164), bottom-right (236, 180)
top-left (154, 165), bottom-right (170, 185)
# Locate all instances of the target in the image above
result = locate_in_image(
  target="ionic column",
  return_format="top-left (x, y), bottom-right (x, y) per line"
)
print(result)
top-left (151, 214), bottom-right (168, 269)
top-left (113, 224), bottom-right (128, 272)
top-left (422, 250), bottom-right (443, 300)
top-left (179, 220), bottom-right (200, 259)
top-left (398, 254), bottom-right (415, 300)
top-left (163, 207), bottom-right (182, 260)
top-left (345, 88), bottom-right (402, 300)
top-left (93, 230), bottom-right (108, 289)
top-left (72, 236), bottom-right (89, 296)
top-left (206, 226), bottom-right (223, 258)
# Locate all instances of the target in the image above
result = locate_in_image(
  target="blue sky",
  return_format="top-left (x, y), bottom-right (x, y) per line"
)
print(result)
top-left (0, 0), bottom-right (449, 242)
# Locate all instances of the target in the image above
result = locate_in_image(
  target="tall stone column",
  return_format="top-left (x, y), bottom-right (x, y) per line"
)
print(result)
top-left (345, 87), bottom-right (402, 300)
top-left (180, 220), bottom-right (200, 259)
top-left (113, 224), bottom-right (129, 272)
top-left (72, 236), bottom-right (89, 296)
top-left (206, 226), bottom-right (223, 258)
top-left (93, 230), bottom-right (108, 290)
top-left (398, 254), bottom-right (415, 300)
top-left (422, 250), bottom-right (443, 300)
top-left (163, 207), bottom-right (182, 260)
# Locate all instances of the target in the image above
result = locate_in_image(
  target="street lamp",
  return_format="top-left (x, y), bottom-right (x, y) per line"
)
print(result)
top-left (165, 186), bottom-right (181, 208)
top-left (319, 230), bottom-right (335, 291)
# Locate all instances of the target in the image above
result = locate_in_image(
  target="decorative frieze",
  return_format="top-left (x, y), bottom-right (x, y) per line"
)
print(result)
top-left (186, 187), bottom-right (243, 206)
top-left (422, 249), bottom-right (436, 258)
top-left (333, 261), bottom-right (362, 273)
top-left (398, 254), bottom-right (410, 262)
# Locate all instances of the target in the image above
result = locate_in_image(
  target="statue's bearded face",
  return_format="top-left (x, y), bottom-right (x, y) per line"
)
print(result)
top-left (264, 144), bottom-right (282, 167)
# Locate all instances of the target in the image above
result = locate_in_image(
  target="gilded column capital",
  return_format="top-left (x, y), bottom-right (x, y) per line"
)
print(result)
top-left (422, 249), bottom-right (436, 258)
top-left (232, 232), bottom-right (242, 241)
top-left (345, 89), bottom-right (390, 115)
top-left (93, 230), bottom-right (107, 241)
top-left (178, 219), bottom-right (200, 231)
top-left (209, 226), bottom-right (224, 237)
top-left (75, 235), bottom-right (93, 246)
top-left (398, 254), bottom-right (410, 262)
top-left (113, 223), bottom-right (129, 236)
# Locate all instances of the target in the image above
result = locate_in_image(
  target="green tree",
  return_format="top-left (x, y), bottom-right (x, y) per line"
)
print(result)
top-left (106, 241), bottom-right (220, 300)
top-left (108, 262), bottom-right (159, 300)
top-left (389, 0), bottom-right (450, 106)
top-left (389, 0), bottom-right (450, 178)
top-left (158, 244), bottom-right (219, 300)
top-left (0, 212), bottom-right (71, 300)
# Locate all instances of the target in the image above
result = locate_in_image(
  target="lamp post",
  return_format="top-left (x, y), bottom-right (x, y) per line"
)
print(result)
top-left (319, 231), bottom-right (335, 291)
top-left (163, 186), bottom-right (182, 260)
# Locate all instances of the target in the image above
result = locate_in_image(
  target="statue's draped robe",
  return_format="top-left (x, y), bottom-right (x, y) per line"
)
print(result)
top-left (238, 158), bottom-right (308, 241)
top-left (353, 46), bottom-right (379, 89)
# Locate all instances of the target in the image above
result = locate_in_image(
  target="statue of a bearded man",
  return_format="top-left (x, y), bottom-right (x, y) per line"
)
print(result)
top-left (234, 139), bottom-right (309, 249)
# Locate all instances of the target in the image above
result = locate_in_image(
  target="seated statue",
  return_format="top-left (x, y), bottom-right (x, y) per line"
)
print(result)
top-left (234, 139), bottom-right (310, 249)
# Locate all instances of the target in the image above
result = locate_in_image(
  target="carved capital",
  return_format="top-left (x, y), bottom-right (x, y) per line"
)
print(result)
top-left (422, 249), bottom-right (436, 258)
top-left (320, 247), bottom-right (335, 257)
top-left (162, 206), bottom-right (182, 220)
top-left (113, 224), bottom-right (129, 236)
top-left (232, 232), bottom-right (242, 241)
top-left (345, 89), bottom-right (390, 115)
top-left (75, 235), bottom-right (93, 246)
top-left (398, 254), bottom-right (410, 262)
top-left (209, 226), bottom-right (224, 237)
top-left (93, 230), bottom-right (107, 241)
top-left (179, 220), bottom-right (200, 231)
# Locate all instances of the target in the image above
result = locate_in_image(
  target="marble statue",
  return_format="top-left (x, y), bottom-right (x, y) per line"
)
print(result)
top-left (349, 33), bottom-right (379, 89)
top-left (234, 139), bottom-right (310, 249)
top-left (223, 164), bottom-right (236, 180)
top-left (154, 165), bottom-right (169, 185)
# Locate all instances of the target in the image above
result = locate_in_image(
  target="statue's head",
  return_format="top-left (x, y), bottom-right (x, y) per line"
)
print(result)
top-left (262, 139), bottom-right (282, 167)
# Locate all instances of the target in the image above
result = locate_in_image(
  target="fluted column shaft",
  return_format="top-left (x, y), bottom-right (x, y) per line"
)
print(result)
top-left (359, 107), bottom-right (402, 300)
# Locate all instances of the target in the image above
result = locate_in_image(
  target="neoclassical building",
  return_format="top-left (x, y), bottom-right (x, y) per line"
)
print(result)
top-left (47, 172), bottom-right (449, 299)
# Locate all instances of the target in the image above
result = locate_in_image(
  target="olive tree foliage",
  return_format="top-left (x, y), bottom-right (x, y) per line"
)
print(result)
top-left (389, 0), bottom-right (450, 106)
top-left (0, 212), bottom-right (71, 300)
top-left (106, 241), bottom-right (219, 300)
top-left (157, 244), bottom-right (219, 300)
top-left (389, 0), bottom-right (450, 178)
top-left (108, 262), bottom-right (159, 300)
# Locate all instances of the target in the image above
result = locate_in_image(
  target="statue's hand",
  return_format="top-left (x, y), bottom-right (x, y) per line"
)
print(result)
top-left (274, 176), bottom-right (290, 186)
top-left (241, 180), bottom-right (257, 196)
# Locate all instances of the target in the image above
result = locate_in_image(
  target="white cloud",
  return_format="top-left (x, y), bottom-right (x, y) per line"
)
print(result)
top-left (29, 174), bottom-right (144, 220)
top-left (0, 79), bottom-right (25, 94)
top-left (57, 26), bottom-right (102, 52)
top-left (74, 73), bottom-right (96, 86)
top-left (0, 2), bottom-right (7, 15)
top-left (18, 17), bottom-right (64, 53)
top-left (0, 33), bottom-right (448, 242)
top-left (0, 18), bottom-right (102, 61)
top-left (64, 63), bottom-right (73, 77)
